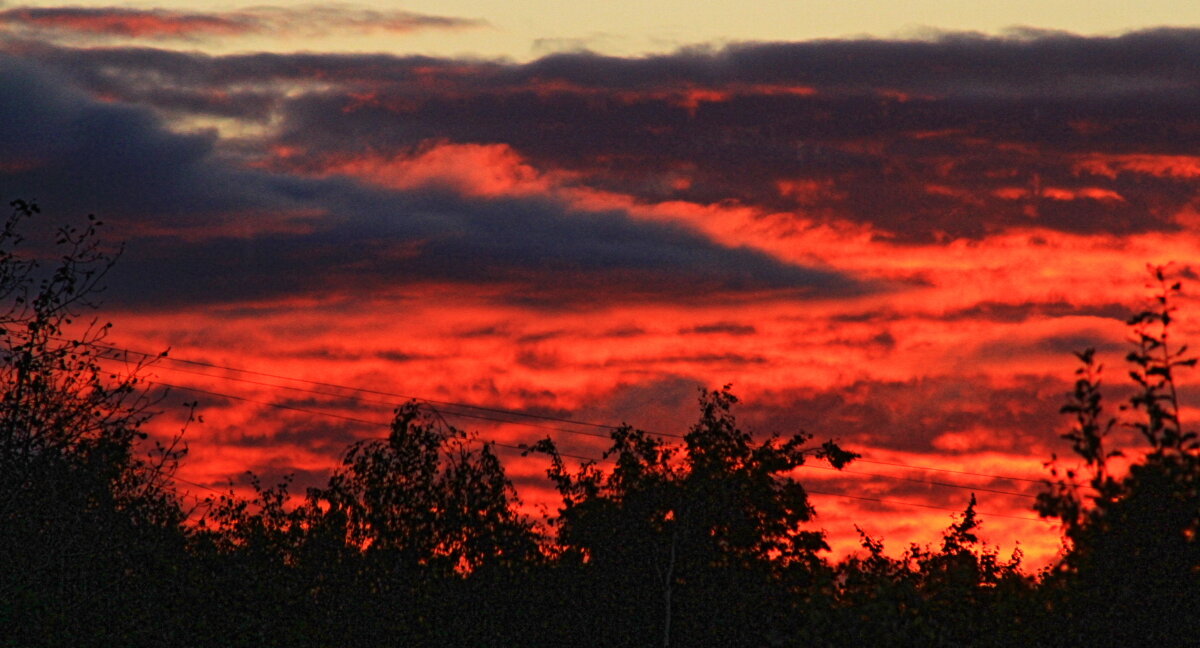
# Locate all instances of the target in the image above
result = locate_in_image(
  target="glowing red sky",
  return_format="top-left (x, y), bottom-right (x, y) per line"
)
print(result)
top-left (3, 9), bottom-right (1200, 567)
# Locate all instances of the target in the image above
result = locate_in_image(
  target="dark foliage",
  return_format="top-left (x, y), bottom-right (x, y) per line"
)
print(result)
top-left (0, 200), bottom-right (189, 646)
top-left (519, 386), bottom-right (856, 646)
top-left (1036, 266), bottom-right (1200, 645)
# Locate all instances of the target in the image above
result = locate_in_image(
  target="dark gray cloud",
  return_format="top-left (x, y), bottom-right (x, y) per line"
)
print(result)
top-left (25, 27), bottom-right (1200, 96)
top-left (0, 55), bottom-right (862, 309)
top-left (4, 28), bottom-right (1199, 254)
top-left (109, 188), bottom-right (863, 309)
top-left (0, 55), bottom-right (309, 222)
top-left (743, 375), bottom-right (1076, 455)
top-left (15, 29), bottom-right (1194, 241)
top-left (832, 300), bottom-right (1134, 325)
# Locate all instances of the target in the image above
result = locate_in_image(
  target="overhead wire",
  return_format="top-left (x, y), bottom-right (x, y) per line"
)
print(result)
top-left (95, 351), bottom-right (404, 409)
top-left (147, 381), bottom-right (1041, 513)
top-left (93, 339), bottom-right (1057, 486)
top-left (152, 380), bottom-right (390, 427)
top-left (45, 336), bottom-right (1088, 490)
top-left (142, 374), bottom-right (1047, 521)
top-left (96, 351), bottom-right (614, 446)
top-left (151, 380), bottom-right (604, 465)
top-left (88, 338), bottom-right (1070, 512)
top-left (90, 340), bottom-right (632, 432)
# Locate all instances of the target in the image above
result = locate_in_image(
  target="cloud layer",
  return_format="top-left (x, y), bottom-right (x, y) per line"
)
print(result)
top-left (4, 25), bottom-right (1200, 567)
top-left (14, 29), bottom-right (1200, 243)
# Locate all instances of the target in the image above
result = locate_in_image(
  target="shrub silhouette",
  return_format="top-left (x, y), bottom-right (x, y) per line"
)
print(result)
top-left (829, 498), bottom-right (1034, 646)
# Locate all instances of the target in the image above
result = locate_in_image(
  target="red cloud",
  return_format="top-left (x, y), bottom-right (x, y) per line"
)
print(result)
top-left (0, 8), bottom-right (253, 38)
top-left (1074, 153), bottom-right (1200, 179)
top-left (0, 5), bottom-right (486, 40)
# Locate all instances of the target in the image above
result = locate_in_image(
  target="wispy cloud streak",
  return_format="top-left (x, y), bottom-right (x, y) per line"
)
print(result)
top-left (0, 4), bottom-right (486, 42)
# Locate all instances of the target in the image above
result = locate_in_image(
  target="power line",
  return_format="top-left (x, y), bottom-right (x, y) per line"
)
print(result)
top-left (96, 352), bottom-right (403, 409)
top-left (430, 407), bottom-right (614, 440)
top-left (35, 335), bottom-right (1106, 497)
top-left (150, 377), bottom-right (1053, 525)
top-left (172, 474), bottom-right (228, 496)
top-left (153, 380), bottom-right (604, 464)
top-left (452, 434), bottom-right (601, 464)
top-left (152, 380), bottom-right (390, 427)
top-left (148, 377), bottom-right (612, 451)
top-left (97, 352), bottom-right (617, 446)
top-left (28, 336), bottom-right (1071, 534)
top-left (94, 338), bottom-right (1064, 492)
top-left (95, 340), bottom-right (632, 433)
top-left (155, 381), bottom-right (1030, 511)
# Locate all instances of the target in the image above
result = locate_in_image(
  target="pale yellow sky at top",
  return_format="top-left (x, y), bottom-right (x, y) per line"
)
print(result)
top-left (11, 0), bottom-right (1200, 60)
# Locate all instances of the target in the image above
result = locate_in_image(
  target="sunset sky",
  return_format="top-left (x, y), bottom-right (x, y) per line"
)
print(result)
top-left (4, 1), bottom-right (1200, 567)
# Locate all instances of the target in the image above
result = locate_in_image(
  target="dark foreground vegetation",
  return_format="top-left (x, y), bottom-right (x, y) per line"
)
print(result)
top-left (1, 201), bottom-right (1197, 647)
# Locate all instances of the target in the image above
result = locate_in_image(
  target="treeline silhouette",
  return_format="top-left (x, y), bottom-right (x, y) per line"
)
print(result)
top-left (2, 200), bottom-right (1197, 647)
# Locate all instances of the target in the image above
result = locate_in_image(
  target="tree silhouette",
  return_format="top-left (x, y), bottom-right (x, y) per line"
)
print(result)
top-left (186, 402), bottom-right (543, 645)
top-left (0, 200), bottom-right (188, 645)
top-left (1037, 265), bottom-right (1200, 644)
top-left (319, 403), bottom-right (541, 576)
top-left (528, 385), bottom-right (857, 647)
